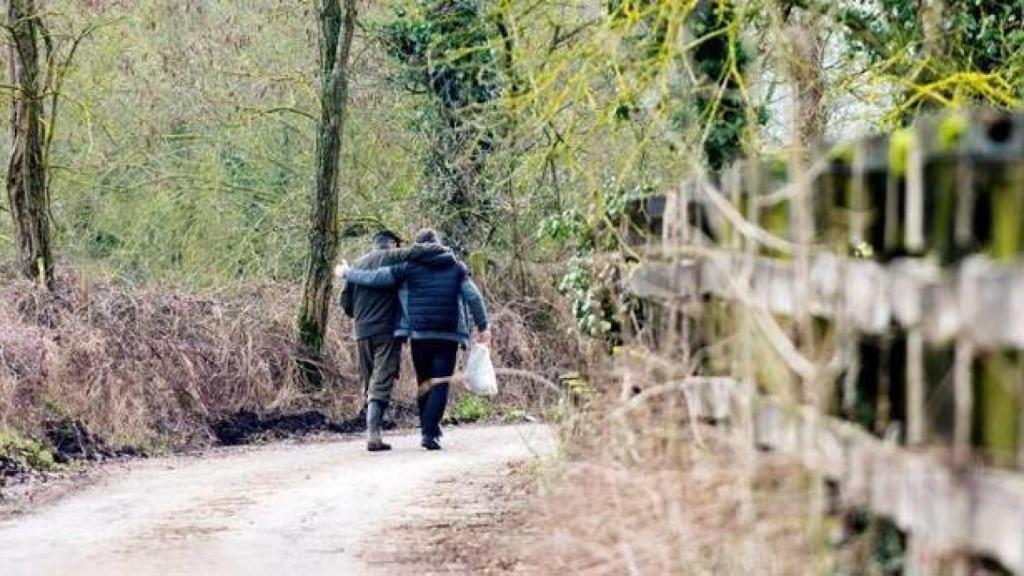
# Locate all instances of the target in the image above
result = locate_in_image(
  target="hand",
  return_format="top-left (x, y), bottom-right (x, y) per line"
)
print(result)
top-left (334, 260), bottom-right (350, 279)
top-left (474, 329), bottom-right (492, 346)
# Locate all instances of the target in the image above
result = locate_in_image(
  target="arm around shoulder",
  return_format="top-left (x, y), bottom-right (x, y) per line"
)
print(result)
top-left (345, 264), bottom-right (403, 288)
top-left (377, 243), bottom-right (446, 266)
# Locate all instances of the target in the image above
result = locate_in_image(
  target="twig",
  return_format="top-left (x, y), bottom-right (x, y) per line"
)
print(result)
top-left (452, 367), bottom-right (561, 394)
top-left (695, 174), bottom-right (800, 255)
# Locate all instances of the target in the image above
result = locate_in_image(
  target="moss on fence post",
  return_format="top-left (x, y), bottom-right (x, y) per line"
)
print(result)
top-left (812, 147), bottom-right (852, 253)
top-left (971, 111), bottom-right (1024, 467)
top-left (757, 157), bottom-right (791, 258)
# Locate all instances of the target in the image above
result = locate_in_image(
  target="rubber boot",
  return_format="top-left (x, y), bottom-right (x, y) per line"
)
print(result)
top-left (420, 383), bottom-right (449, 451)
top-left (367, 400), bottom-right (392, 452)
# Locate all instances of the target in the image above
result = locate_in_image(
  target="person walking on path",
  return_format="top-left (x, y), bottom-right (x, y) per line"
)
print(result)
top-left (340, 228), bottom-right (490, 451)
top-left (338, 229), bottom-right (445, 452)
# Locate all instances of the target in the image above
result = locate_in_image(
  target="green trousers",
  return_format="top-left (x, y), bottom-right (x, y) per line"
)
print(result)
top-left (357, 333), bottom-right (402, 403)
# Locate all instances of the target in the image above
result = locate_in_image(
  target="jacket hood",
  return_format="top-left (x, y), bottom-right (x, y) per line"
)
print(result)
top-left (406, 242), bottom-right (449, 263)
top-left (418, 250), bottom-right (458, 268)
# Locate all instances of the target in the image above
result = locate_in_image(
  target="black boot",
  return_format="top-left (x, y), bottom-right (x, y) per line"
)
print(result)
top-left (367, 400), bottom-right (392, 452)
top-left (420, 383), bottom-right (449, 451)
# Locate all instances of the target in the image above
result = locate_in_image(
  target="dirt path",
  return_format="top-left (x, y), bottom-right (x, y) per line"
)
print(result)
top-left (0, 424), bottom-right (552, 576)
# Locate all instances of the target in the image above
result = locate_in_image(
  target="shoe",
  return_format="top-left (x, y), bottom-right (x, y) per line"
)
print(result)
top-left (367, 400), bottom-right (392, 452)
top-left (367, 438), bottom-right (392, 452)
top-left (421, 436), bottom-right (442, 451)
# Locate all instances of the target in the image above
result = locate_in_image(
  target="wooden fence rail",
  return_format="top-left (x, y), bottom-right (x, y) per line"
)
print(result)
top-left (629, 109), bottom-right (1024, 574)
top-left (678, 377), bottom-right (1024, 574)
top-left (632, 254), bottom-right (1024, 351)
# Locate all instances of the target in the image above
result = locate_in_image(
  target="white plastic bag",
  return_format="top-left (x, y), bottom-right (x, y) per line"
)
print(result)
top-left (464, 344), bottom-right (498, 397)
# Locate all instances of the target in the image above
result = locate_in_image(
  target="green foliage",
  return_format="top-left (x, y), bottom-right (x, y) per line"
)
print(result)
top-left (840, 0), bottom-right (1024, 120)
top-left (558, 255), bottom-right (623, 344)
top-left (605, 0), bottom-right (761, 171)
top-left (499, 408), bottom-right (533, 423)
top-left (379, 0), bottom-right (503, 252)
top-left (530, 2), bottom-right (763, 348)
top-left (870, 518), bottom-right (906, 574)
top-left (848, 0), bottom-right (1024, 74)
top-left (381, 0), bottom-right (500, 110)
top-left (0, 1), bottom-right (422, 288)
top-left (449, 393), bottom-right (491, 422)
top-left (947, 3), bottom-right (1024, 73)
top-left (0, 431), bottom-right (56, 472)
top-left (538, 209), bottom-right (589, 248)
top-left (690, 0), bottom-right (757, 170)
top-left (1, 0), bottom-right (1018, 341)
top-left (0, 0), bottom-right (767, 299)
top-left (539, 177), bottom-right (647, 344)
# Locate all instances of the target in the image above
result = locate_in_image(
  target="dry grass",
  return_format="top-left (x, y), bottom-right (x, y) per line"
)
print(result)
top-left (529, 440), bottom-right (825, 575)
top-left (0, 265), bottom-right (573, 454)
top-left (522, 356), bottom-right (834, 576)
top-left (0, 268), bottom-right (354, 449)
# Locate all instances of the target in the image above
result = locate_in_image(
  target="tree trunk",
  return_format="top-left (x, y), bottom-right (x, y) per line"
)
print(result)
top-left (786, 7), bottom-right (826, 152)
top-left (6, 0), bottom-right (53, 289)
top-left (296, 0), bottom-right (358, 384)
top-left (425, 117), bottom-right (484, 256)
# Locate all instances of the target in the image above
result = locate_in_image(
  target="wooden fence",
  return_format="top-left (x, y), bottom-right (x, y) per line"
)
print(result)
top-left (629, 109), bottom-right (1024, 574)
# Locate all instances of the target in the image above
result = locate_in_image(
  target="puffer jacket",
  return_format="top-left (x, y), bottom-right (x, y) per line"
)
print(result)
top-left (343, 248), bottom-right (488, 345)
top-left (339, 243), bottom-right (446, 340)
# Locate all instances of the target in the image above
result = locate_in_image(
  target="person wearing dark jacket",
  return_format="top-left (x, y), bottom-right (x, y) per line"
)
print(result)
top-left (340, 229), bottom-right (490, 451)
top-left (338, 230), bottom-right (445, 452)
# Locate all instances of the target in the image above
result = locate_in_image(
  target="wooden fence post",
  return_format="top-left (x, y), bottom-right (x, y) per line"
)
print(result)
top-left (629, 109), bottom-right (1024, 573)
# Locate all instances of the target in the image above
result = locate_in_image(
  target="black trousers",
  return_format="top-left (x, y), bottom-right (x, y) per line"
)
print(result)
top-left (411, 339), bottom-right (459, 439)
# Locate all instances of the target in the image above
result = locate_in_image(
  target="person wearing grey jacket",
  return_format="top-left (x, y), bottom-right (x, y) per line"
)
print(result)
top-left (339, 230), bottom-right (445, 452)
top-left (341, 229), bottom-right (490, 451)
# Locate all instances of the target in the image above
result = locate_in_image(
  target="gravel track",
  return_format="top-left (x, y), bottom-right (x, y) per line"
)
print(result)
top-left (0, 424), bottom-right (552, 576)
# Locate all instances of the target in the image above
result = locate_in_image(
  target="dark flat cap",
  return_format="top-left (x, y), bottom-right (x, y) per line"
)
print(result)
top-left (373, 229), bottom-right (403, 244)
